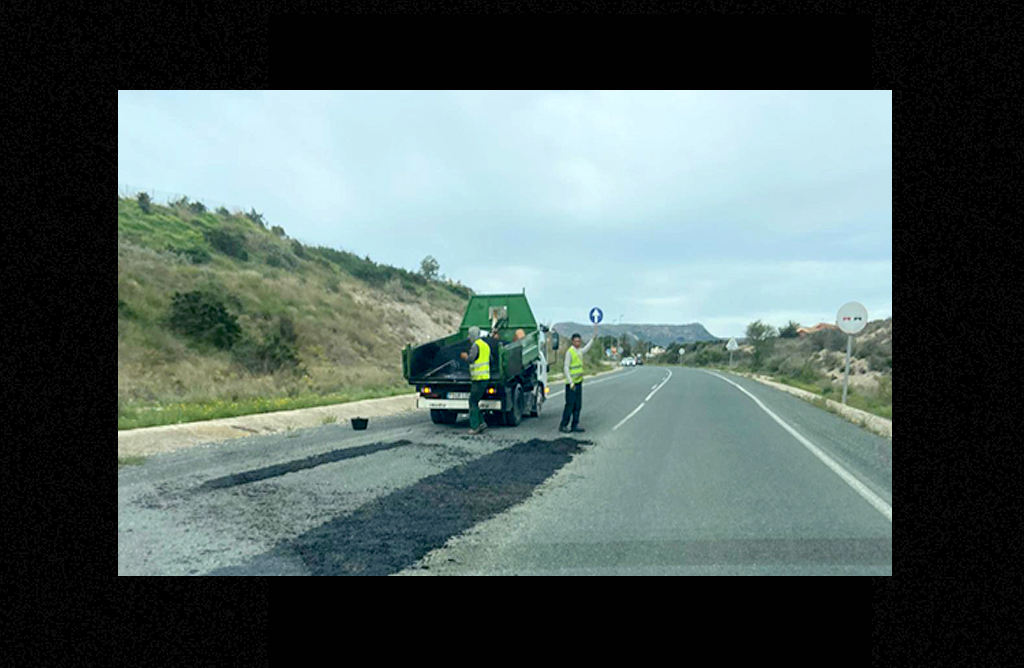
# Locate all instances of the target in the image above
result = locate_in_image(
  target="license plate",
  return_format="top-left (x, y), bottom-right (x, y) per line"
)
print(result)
top-left (448, 392), bottom-right (469, 399)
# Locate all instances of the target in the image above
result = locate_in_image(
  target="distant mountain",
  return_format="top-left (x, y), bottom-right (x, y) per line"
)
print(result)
top-left (552, 322), bottom-right (718, 346)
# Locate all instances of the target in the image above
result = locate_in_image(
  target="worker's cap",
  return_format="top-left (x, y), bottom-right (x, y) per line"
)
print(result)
top-left (468, 326), bottom-right (481, 339)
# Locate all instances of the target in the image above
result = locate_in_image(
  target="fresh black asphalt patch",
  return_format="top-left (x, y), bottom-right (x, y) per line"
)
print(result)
top-left (198, 440), bottom-right (415, 490)
top-left (207, 437), bottom-right (589, 576)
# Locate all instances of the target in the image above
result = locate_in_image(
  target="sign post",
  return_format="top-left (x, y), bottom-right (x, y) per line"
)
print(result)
top-left (727, 338), bottom-right (738, 368)
top-left (836, 302), bottom-right (868, 405)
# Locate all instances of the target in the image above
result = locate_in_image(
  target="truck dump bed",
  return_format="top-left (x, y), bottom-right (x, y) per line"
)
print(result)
top-left (402, 293), bottom-right (541, 385)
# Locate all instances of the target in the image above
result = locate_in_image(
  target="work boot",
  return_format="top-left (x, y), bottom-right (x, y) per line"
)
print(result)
top-left (559, 426), bottom-right (571, 434)
top-left (571, 426), bottom-right (586, 433)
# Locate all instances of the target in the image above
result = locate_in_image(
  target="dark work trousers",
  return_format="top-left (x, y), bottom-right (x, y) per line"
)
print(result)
top-left (469, 380), bottom-right (487, 429)
top-left (560, 381), bottom-right (582, 429)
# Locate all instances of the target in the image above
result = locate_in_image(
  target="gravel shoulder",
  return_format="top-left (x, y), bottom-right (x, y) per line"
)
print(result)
top-left (119, 367), bottom-right (625, 460)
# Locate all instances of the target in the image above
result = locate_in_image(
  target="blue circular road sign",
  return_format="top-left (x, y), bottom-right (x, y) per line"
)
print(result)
top-left (589, 307), bottom-right (603, 324)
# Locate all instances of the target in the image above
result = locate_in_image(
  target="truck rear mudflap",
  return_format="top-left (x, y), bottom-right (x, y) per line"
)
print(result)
top-left (417, 398), bottom-right (503, 411)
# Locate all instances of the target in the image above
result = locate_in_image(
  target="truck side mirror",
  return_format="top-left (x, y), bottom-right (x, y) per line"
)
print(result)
top-left (551, 332), bottom-right (559, 350)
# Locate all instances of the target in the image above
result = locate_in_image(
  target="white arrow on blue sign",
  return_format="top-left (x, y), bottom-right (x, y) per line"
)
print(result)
top-left (589, 307), bottom-right (603, 324)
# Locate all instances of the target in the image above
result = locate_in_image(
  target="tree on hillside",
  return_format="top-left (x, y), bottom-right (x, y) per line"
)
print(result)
top-left (136, 192), bottom-right (152, 213)
top-left (420, 255), bottom-right (440, 281)
top-left (746, 320), bottom-right (777, 370)
top-left (247, 209), bottom-right (266, 227)
top-left (779, 320), bottom-right (800, 338)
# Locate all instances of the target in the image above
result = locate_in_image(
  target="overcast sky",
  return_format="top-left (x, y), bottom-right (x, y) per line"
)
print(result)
top-left (118, 90), bottom-right (891, 338)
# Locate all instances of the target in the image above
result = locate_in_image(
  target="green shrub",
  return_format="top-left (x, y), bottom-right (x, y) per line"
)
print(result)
top-left (216, 206), bottom-right (231, 217)
top-left (233, 318), bottom-right (301, 375)
top-left (290, 240), bottom-right (307, 259)
top-left (246, 209), bottom-right (266, 227)
top-left (867, 353), bottom-right (890, 372)
top-left (694, 348), bottom-right (725, 366)
top-left (169, 291), bottom-right (242, 349)
top-left (810, 328), bottom-right (847, 352)
top-left (796, 363), bottom-right (822, 384)
top-left (265, 247), bottom-right (298, 270)
top-left (188, 200), bottom-right (206, 214)
top-left (167, 245), bottom-right (212, 264)
top-left (444, 282), bottom-right (473, 299)
top-left (183, 247), bottom-right (212, 264)
top-left (204, 227), bottom-right (249, 261)
top-left (310, 245), bottom-right (429, 289)
top-left (136, 192), bottom-right (152, 213)
top-left (118, 298), bottom-right (135, 319)
top-left (271, 225), bottom-right (286, 238)
top-left (779, 320), bottom-right (800, 338)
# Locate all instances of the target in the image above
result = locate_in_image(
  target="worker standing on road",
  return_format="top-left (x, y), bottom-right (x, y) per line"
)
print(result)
top-left (460, 326), bottom-right (490, 435)
top-left (559, 322), bottom-right (598, 433)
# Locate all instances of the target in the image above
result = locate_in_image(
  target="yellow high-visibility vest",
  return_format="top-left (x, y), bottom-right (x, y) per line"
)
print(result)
top-left (470, 339), bottom-right (491, 381)
top-left (568, 346), bottom-right (584, 384)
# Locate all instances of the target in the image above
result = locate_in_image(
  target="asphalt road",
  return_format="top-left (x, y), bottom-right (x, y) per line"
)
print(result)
top-left (118, 367), bottom-right (892, 576)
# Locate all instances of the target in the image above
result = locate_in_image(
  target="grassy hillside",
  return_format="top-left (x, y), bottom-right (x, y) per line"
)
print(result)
top-left (118, 195), bottom-right (472, 429)
top-left (652, 318), bottom-right (893, 419)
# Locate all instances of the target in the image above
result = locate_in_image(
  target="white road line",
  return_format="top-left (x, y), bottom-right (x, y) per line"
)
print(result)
top-left (612, 369), bottom-right (673, 431)
top-left (612, 402), bottom-right (645, 431)
top-left (702, 370), bottom-right (892, 523)
top-left (645, 369), bottom-right (673, 402)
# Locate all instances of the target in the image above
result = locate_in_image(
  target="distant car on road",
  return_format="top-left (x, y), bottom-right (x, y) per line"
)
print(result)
top-left (620, 357), bottom-right (634, 367)
top-left (635, 356), bottom-right (644, 366)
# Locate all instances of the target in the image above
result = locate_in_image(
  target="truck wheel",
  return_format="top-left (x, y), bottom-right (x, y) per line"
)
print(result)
top-left (529, 384), bottom-right (543, 417)
top-left (504, 384), bottom-right (524, 427)
top-left (430, 410), bottom-right (458, 425)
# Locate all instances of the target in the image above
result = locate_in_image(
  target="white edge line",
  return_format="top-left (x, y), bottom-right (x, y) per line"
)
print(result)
top-left (645, 369), bottom-right (673, 402)
top-left (702, 370), bottom-right (892, 523)
top-left (612, 402), bottom-right (645, 431)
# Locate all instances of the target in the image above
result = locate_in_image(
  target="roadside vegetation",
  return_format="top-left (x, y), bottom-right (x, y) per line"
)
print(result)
top-left (118, 455), bottom-right (146, 468)
top-left (118, 194), bottom-right (472, 430)
top-left (648, 318), bottom-right (892, 420)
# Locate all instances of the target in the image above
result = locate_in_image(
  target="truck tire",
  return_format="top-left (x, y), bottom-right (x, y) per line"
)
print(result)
top-left (504, 384), bottom-right (524, 427)
top-left (430, 409), bottom-right (458, 425)
top-left (529, 384), bottom-right (543, 417)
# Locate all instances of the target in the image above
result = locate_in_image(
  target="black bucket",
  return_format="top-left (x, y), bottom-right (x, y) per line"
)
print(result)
top-left (351, 417), bottom-right (369, 430)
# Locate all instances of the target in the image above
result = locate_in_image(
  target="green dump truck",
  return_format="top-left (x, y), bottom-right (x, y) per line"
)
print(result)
top-left (402, 293), bottom-right (549, 426)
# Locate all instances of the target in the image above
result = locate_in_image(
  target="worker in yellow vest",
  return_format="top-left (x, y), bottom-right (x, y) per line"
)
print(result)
top-left (460, 325), bottom-right (491, 435)
top-left (559, 322), bottom-right (599, 433)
